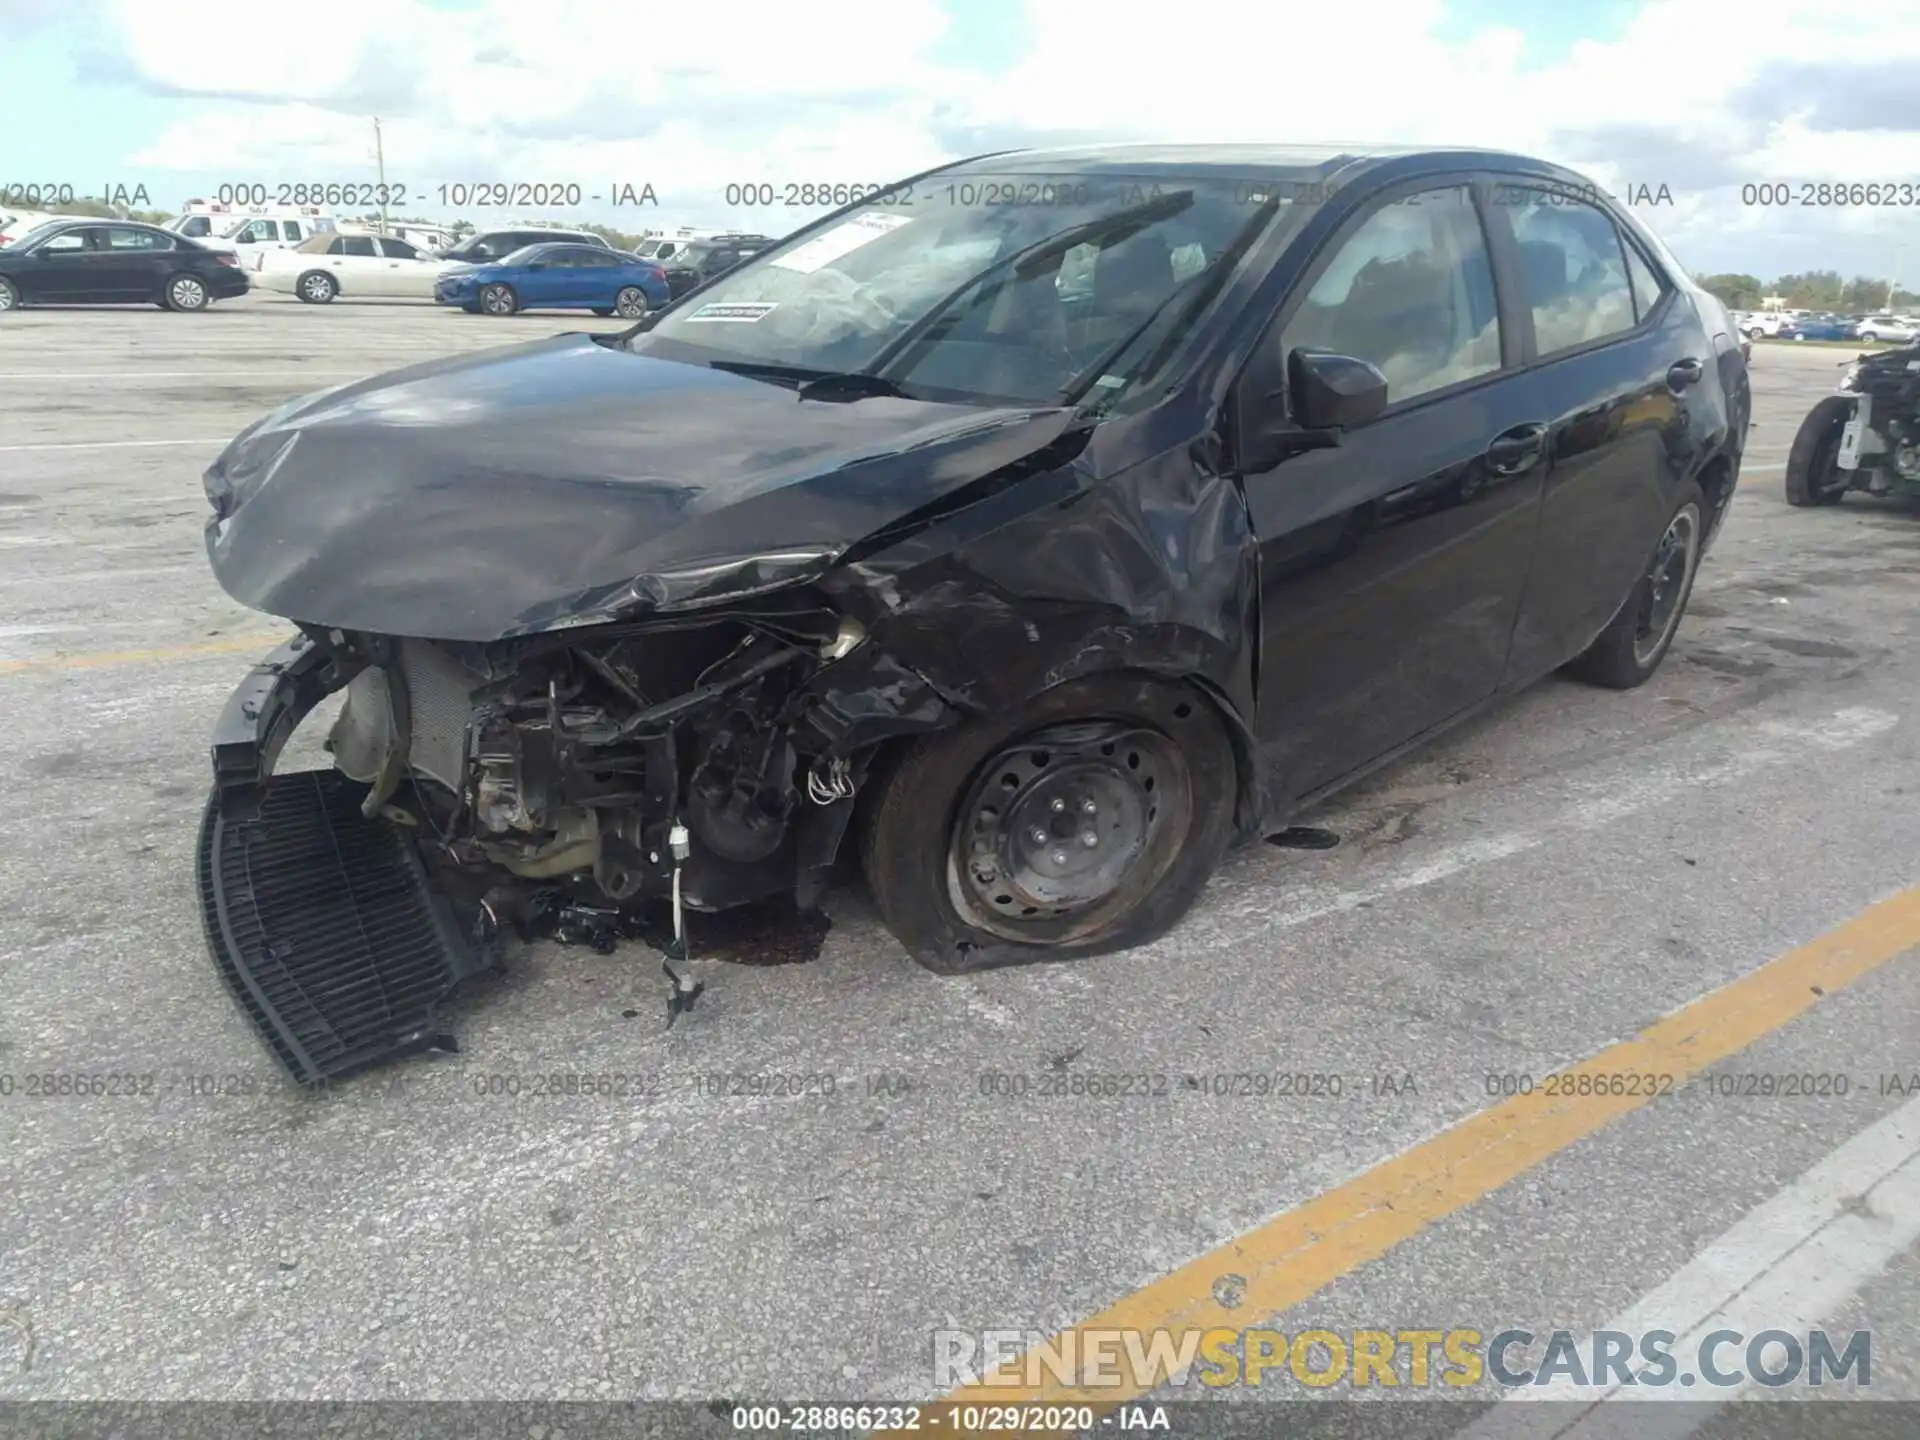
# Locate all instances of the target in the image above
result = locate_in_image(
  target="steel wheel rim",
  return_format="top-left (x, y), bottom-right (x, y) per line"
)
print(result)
top-left (1632, 504), bottom-right (1700, 666)
top-left (947, 720), bottom-right (1190, 943)
top-left (616, 287), bottom-right (646, 317)
top-left (173, 277), bottom-right (205, 308)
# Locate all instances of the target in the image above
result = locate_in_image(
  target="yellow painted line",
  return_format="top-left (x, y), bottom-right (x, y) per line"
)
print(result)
top-left (0, 633), bottom-right (288, 676)
top-left (904, 884), bottom-right (1920, 1432)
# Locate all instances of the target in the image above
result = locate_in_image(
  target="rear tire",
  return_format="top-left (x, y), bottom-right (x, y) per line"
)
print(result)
top-left (614, 286), bottom-right (649, 318)
top-left (1784, 395), bottom-right (1852, 507)
top-left (297, 271), bottom-right (337, 304)
top-left (164, 273), bottom-right (209, 312)
top-left (0, 277), bottom-right (19, 312)
top-left (1564, 481), bottom-right (1705, 690)
top-left (860, 674), bottom-right (1236, 974)
top-left (480, 283), bottom-right (518, 316)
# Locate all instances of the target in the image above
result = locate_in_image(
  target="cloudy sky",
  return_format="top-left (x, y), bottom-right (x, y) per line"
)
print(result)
top-left (4, 0), bottom-right (1919, 281)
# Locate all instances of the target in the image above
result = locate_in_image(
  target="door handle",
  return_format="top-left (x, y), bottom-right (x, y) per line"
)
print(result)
top-left (1484, 421), bottom-right (1548, 475)
top-left (1667, 357), bottom-right (1704, 389)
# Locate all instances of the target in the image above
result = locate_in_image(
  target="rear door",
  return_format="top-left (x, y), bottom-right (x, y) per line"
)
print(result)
top-left (1487, 185), bottom-right (1709, 681)
top-left (570, 246), bottom-right (620, 304)
top-left (1239, 180), bottom-right (1549, 799)
top-left (101, 225), bottom-right (174, 300)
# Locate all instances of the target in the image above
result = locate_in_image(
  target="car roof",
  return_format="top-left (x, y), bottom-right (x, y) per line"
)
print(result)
top-left (31, 216), bottom-right (168, 233)
top-left (943, 141), bottom-right (1596, 188)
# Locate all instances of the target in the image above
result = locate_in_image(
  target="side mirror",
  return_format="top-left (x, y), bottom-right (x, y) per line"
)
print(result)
top-left (1290, 349), bottom-right (1389, 430)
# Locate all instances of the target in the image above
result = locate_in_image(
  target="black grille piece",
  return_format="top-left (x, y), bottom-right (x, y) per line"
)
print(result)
top-left (196, 770), bottom-right (494, 1086)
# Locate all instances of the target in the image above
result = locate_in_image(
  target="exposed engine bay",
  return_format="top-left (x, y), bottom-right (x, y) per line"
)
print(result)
top-left (1792, 343), bottom-right (1920, 503)
top-left (327, 607), bottom-right (881, 906)
top-left (202, 593), bottom-right (962, 1081)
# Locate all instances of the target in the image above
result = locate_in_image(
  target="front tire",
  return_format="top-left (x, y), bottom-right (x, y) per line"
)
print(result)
top-left (297, 271), bottom-right (337, 304)
top-left (860, 674), bottom-right (1236, 974)
top-left (480, 283), bottom-right (518, 316)
top-left (1784, 395), bottom-right (1852, 507)
top-left (165, 273), bottom-right (209, 312)
top-left (1564, 481), bottom-right (1705, 690)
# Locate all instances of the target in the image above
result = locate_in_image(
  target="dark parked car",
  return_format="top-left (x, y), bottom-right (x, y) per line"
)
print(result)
top-left (0, 219), bottom-right (248, 312)
top-left (433, 242), bottom-right (670, 316)
top-left (195, 144), bottom-right (1746, 1082)
top-left (659, 235), bottom-right (774, 299)
top-left (437, 227), bottom-right (613, 264)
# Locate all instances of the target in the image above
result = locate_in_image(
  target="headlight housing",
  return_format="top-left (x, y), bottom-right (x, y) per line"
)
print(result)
top-left (1839, 364), bottom-right (1862, 392)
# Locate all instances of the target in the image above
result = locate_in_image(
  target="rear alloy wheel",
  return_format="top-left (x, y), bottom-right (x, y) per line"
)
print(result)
top-left (861, 675), bottom-right (1236, 973)
top-left (614, 286), bottom-right (649, 319)
top-left (480, 283), bottom-right (518, 316)
top-left (1564, 482), bottom-right (1704, 690)
top-left (297, 271), bottom-right (338, 304)
top-left (166, 274), bottom-right (209, 312)
top-left (1784, 395), bottom-right (1853, 507)
top-left (0, 277), bottom-right (16, 312)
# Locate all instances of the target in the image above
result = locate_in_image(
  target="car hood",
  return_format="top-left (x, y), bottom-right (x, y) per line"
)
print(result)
top-left (203, 333), bottom-right (1081, 642)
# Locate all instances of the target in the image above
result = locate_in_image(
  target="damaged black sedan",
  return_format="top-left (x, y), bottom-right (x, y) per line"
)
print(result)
top-left (198, 144), bottom-right (1747, 1083)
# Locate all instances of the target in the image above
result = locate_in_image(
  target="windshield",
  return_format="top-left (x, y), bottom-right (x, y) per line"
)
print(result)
top-left (639, 173), bottom-right (1288, 406)
top-left (5, 221), bottom-right (69, 250)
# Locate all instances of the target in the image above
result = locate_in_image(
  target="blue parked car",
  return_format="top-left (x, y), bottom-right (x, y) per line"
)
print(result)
top-left (435, 242), bottom-right (669, 317)
top-left (1793, 315), bottom-right (1857, 341)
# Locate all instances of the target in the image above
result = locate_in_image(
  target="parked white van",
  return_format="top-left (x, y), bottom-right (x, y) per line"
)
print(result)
top-left (165, 202), bottom-right (339, 255)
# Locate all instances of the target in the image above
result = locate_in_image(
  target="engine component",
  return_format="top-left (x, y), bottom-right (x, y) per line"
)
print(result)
top-left (478, 807), bottom-right (600, 878)
top-left (687, 708), bottom-right (798, 864)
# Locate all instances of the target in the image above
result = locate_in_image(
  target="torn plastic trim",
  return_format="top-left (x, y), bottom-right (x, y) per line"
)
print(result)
top-left (211, 629), bottom-right (362, 821)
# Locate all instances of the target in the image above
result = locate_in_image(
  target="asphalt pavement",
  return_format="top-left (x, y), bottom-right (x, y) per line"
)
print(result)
top-left (0, 300), bottom-right (1915, 1438)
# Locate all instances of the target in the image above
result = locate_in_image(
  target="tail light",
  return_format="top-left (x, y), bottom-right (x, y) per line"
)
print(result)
top-left (216, 253), bottom-right (242, 268)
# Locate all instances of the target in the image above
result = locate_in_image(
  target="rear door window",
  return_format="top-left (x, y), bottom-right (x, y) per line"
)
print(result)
top-left (1501, 192), bottom-right (1638, 356)
top-left (340, 236), bottom-right (378, 258)
top-left (105, 227), bottom-right (171, 250)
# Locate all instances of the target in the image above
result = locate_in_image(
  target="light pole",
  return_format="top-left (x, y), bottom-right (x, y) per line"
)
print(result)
top-left (373, 116), bottom-right (389, 235)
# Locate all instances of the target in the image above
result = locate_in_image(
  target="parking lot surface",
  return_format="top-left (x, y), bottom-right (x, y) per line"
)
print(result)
top-left (1, 300), bottom-right (1916, 1428)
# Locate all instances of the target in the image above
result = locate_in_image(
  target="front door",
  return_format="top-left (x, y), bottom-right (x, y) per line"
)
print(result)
top-left (1237, 182), bottom-right (1549, 802)
top-left (20, 227), bottom-right (96, 301)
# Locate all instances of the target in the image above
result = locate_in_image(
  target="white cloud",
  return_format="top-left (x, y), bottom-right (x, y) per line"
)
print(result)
top-left (100, 0), bottom-right (1920, 275)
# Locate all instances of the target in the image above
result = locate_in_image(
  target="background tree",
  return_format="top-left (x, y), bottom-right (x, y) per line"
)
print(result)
top-left (1697, 272), bottom-right (1764, 309)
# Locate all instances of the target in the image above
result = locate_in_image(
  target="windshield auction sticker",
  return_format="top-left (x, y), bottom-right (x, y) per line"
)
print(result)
top-left (681, 301), bottom-right (780, 323)
top-left (770, 212), bottom-right (914, 274)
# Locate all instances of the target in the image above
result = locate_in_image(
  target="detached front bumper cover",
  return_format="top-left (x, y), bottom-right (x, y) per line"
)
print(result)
top-left (199, 635), bottom-right (498, 1087)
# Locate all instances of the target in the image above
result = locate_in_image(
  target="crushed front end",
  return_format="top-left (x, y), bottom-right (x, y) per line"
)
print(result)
top-left (1839, 345), bottom-right (1920, 497)
top-left (200, 598), bottom-right (955, 1085)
